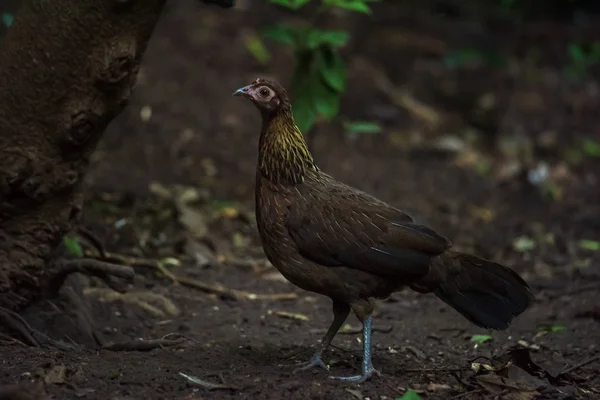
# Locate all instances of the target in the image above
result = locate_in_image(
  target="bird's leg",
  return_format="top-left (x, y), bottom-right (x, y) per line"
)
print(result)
top-left (331, 313), bottom-right (381, 383)
top-left (293, 301), bottom-right (350, 373)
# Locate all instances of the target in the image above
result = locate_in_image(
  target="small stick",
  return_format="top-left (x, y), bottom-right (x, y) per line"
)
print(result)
top-left (179, 372), bottom-right (239, 391)
top-left (559, 354), bottom-right (600, 376)
top-left (102, 338), bottom-right (185, 352)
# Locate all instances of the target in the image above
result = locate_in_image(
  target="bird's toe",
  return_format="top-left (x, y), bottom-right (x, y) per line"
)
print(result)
top-left (292, 355), bottom-right (329, 374)
top-left (330, 367), bottom-right (380, 383)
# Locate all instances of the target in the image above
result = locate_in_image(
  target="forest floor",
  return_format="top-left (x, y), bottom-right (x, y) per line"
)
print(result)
top-left (2, 1), bottom-right (600, 399)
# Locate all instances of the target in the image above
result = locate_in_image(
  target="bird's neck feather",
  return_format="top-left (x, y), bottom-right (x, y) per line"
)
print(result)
top-left (258, 109), bottom-right (317, 185)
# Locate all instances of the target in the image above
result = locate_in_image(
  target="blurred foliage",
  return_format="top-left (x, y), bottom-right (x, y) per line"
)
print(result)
top-left (2, 12), bottom-right (14, 27)
top-left (564, 42), bottom-right (600, 79)
top-left (63, 236), bottom-right (84, 257)
top-left (261, 0), bottom-right (378, 133)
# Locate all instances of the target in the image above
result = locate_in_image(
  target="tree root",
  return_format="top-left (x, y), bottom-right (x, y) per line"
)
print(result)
top-left (0, 306), bottom-right (76, 350)
top-left (45, 258), bottom-right (134, 296)
top-left (84, 250), bottom-right (297, 301)
top-left (0, 383), bottom-right (47, 400)
top-left (102, 337), bottom-right (185, 351)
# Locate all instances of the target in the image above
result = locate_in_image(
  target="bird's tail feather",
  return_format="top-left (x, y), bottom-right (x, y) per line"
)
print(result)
top-left (430, 252), bottom-right (533, 330)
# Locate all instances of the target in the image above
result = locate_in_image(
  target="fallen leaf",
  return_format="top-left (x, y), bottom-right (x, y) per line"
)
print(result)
top-left (513, 236), bottom-right (536, 252)
top-left (426, 383), bottom-right (451, 391)
top-left (470, 334), bottom-right (492, 344)
top-left (396, 389), bottom-right (422, 400)
top-left (44, 365), bottom-right (67, 384)
top-left (271, 310), bottom-right (309, 321)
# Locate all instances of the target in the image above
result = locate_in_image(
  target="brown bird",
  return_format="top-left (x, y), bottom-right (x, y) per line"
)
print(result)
top-left (233, 78), bottom-right (533, 382)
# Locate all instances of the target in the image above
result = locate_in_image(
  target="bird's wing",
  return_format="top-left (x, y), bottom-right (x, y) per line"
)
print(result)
top-left (285, 182), bottom-right (452, 277)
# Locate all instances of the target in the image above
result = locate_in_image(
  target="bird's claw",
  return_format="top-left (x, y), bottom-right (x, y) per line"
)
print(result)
top-left (292, 355), bottom-right (329, 374)
top-left (330, 367), bottom-right (381, 383)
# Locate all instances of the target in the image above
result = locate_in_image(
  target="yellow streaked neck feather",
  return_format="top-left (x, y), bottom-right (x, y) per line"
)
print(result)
top-left (258, 109), bottom-right (318, 185)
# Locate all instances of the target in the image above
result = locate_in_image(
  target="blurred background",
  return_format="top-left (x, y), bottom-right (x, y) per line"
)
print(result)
top-left (1, 0), bottom-right (600, 398)
top-left (74, 0), bottom-right (600, 267)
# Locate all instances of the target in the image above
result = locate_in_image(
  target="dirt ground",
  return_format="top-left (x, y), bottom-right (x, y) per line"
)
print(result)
top-left (2, 1), bottom-right (600, 399)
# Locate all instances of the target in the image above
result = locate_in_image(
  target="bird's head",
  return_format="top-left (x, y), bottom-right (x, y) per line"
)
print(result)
top-left (233, 78), bottom-right (290, 116)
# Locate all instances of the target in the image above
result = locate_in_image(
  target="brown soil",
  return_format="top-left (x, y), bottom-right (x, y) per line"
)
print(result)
top-left (2, 1), bottom-right (600, 399)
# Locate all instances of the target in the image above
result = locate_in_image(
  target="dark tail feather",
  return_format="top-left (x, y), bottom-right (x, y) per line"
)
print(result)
top-left (432, 252), bottom-right (533, 330)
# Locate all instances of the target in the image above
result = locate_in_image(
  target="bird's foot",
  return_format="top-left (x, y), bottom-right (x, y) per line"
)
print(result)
top-left (292, 354), bottom-right (329, 373)
top-left (330, 367), bottom-right (381, 383)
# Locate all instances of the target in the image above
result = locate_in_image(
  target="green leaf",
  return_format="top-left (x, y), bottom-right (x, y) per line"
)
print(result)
top-left (244, 34), bottom-right (271, 64)
top-left (579, 239), bottom-right (600, 251)
top-left (537, 324), bottom-right (566, 333)
top-left (470, 334), bottom-right (492, 344)
top-left (263, 24), bottom-right (297, 46)
top-left (568, 43), bottom-right (587, 66)
top-left (63, 236), bottom-right (83, 257)
top-left (292, 95), bottom-right (317, 133)
top-left (512, 236), bottom-right (536, 252)
top-left (443, 47), bottom-right (483, 68)
top-left (313, 79), bottom-right (340, 120)
top-left (590, 41), bottom-right (600, 60)
top-left (320, 48), bottom-right (346, 92)
top-left (2, 12), bottom-right (14, 28)
top-left (582, 138), bottom-right (600, 157)
top-left (323, 0), bottom-right (373, 14)
top-left (305, 29), bottom-right (350, 49)
top-left (291, 59), bottom-right (319, 133)
top-left (270, 0), bottom-right (312, 10)
top-left (344, 121), bottom-right (382, 135)
top-left (395, 389), bottom-right (423, 400)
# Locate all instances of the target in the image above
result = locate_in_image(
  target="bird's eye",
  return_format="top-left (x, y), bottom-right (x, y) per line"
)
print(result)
top-left (259, 88), bottom-right (270, 97)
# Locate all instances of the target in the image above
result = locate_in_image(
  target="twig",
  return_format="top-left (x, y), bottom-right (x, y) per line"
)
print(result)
top-left (545, 282), bottom-right (600, 301)
top-left (451, 389), bottom-right (484, 399)
top-left (176, 275), bottom-right (297, 301)
top-left (222, 256), bottom-right (268, 271)
top-left (397, 367), bottom-right (468, 373)
top-left (559, 354), bottom-right (600, 376)
top-left (0, 332), bottom-right (26, 346)
top-left (88, 251), bottom-right (296, 301)
top-left (354, 58), bottom-right (442, 127)
top-left (75, 226), bottom-right (107, 258)
top-left (484, 389), bottom-right (510, 399)
top-left (179, 372), bottom-right (239, 391)
top-left (0, 307), bottom-right (76, 350)
top-left (0, 307), bottom-right (40, 347)
top-left (338, 325), bottom-right (393, 335)
top-left (103, 338), bottom-right (185, 351)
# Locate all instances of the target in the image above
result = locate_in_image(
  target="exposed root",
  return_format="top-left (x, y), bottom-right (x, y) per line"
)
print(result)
top-left (46, 259), bottom-right (135, 295)
top-left (0, 383), bottom-right (47, 400)
top-left (83, 287), bottom-right (180, 318)
top-left (86, 251), bottom-right (297, 301)
top-left (75, 226), bottom-right (108, 258)
top-left (0, 306), bottom-right (76, 350)
top-left (84, 251), bottom-right (179, 283)
top-left (0, 332), bottom-right (26, 346)
top-left (103, 337), bottom-right (186, 351)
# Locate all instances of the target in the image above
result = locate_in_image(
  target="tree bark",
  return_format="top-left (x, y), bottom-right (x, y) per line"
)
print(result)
top-left (0, 0), bottom-right (166, 312)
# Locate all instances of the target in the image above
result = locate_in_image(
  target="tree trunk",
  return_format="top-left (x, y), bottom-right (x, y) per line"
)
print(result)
top-left (0, 0), bottom-right (166, 312)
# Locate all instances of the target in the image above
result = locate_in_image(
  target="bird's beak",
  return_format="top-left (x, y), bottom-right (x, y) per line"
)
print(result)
top-left (233, 85), bottom-right (251, 97)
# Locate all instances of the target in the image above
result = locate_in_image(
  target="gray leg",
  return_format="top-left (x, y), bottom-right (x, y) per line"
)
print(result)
top-left (330, 314), bottom-right (381, 382)
top-left (293, 301), bottom-right (350, 373)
